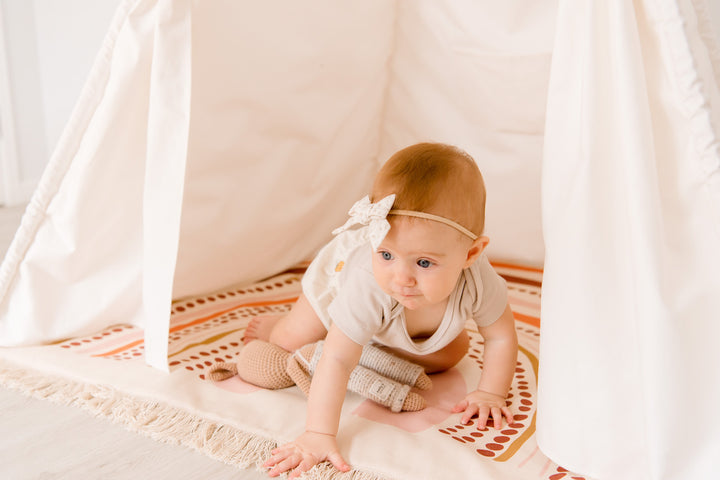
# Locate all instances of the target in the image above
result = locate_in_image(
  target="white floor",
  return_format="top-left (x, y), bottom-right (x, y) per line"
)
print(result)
top-left (0, 205), bottom-right (268, 479)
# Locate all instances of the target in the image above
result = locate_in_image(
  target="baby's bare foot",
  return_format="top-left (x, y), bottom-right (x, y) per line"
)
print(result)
top-left (243, 314), bottom-right (283, 344)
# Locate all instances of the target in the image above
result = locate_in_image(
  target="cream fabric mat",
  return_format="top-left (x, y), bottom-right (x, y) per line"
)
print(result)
top-left (0, 264), bottom-right (587, 480)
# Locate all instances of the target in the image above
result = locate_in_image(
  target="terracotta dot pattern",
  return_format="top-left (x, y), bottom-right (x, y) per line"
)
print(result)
top-left (59, 324), bottom-right (144, 361)
top-left (506, 283), bottom-right (541, 297)
top-left (435, 267), bottom-right (587, 479)
top-left (437, 328), bottom-right (537, 461)
top-left (548, 466), bottom-right (588, 480)
top-left (56, 273), bottom-right (304, 375)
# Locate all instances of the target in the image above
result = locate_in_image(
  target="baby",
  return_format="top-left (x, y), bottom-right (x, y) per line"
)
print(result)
top-left (244, 142), bottom-right (518, 477)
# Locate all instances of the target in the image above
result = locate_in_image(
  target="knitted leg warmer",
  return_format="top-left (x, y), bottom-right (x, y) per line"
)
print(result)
top-left (208, 340), bottom-right (429, 412)
top-left (358, 343), bottom-right (432, 390)
top-left (287, 341), bottom-right (426, 412)
top-left (232, 339), bottom-right (295, 389)
top-left (207, 362), bottom-right (238, 381)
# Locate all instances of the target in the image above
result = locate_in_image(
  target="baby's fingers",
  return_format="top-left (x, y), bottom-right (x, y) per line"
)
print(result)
top-left (267, 453), bottom-right (302, 478)
top-left (502, 406), bottom-right (514, 425)
top-left (458, 402), bottom-right (479, 425)
top-left (452, 399), bottom-right (469, 414)
top-left (475, 405), bottom-right (491, 430)
top-left (264, 444), bottom-right (293, 467)
top-left (264, 444), bottom-right (307, 477)
top-left (263, 454), bottom-right (282, 469)
top-left (288, 456), bottom-right (318, 478)
top-left (327, 451), bottom-right (351, 473)
top-left (490, 407), bottom-right (504, 429)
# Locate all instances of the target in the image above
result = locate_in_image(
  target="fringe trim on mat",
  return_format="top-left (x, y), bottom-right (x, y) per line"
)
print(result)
top-left (0, 359), bottom-right (389, 480)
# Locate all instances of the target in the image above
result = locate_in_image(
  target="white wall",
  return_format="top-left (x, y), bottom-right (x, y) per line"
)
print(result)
top-left (711, 1), bottom-right (720, 32)
top-left (0, 0), bottom-right (120, 205)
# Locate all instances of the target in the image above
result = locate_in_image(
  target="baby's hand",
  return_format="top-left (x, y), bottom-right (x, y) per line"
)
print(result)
top-left (452, 389), bottom-right (513, 430)
top-left (263, 431), bottom-right (350, 478)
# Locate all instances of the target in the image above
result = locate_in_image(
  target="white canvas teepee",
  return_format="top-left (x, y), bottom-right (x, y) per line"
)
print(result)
top-left (0, 0), bottom-right (719, 479)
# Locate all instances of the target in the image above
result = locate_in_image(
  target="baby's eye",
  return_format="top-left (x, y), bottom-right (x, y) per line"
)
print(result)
top-left (380, 251), bottom-right (393, 261)
top-left (417, 259), bottom-right (432, 268)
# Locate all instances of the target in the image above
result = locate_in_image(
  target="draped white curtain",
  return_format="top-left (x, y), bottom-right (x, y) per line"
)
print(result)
top-left (539, 0), bottom-right (720, 478)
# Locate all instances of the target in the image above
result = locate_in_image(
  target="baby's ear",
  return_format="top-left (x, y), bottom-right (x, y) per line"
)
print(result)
top-left (464, 236), bottom-right (489, 267)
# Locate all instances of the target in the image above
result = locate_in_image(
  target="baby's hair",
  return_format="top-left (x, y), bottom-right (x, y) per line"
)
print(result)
top-left (371, 143), bottom-right (486, 236)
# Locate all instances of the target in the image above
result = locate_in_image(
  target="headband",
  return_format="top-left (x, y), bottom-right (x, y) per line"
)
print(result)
top-left (389, 209), bottom-right (478, 240)
top-left (332, 195), bottom-right (478, 250)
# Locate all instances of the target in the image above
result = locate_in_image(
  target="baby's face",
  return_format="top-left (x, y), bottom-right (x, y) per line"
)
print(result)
top-left (371, 217), bottom-right (475, 311)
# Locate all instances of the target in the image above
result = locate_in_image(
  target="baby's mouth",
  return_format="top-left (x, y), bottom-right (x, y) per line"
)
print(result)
top-left (395, 291), bottom-right (420, 299)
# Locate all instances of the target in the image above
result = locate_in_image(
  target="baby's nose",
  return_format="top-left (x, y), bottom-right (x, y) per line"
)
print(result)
top-left (394, 264), bottom-right (415, 286)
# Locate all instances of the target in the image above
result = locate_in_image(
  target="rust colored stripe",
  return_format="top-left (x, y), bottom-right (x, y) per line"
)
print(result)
top-left (513, 312), bottom-right (540, 328)
top-left (93, 339), bottom-right (145, 357)
top-left (494, 343), bottom-right (539, 462)
top-left (491, 262), bottom-right (543, 273)
top-left (94, 296), bottom-right (299, 357)
top-left (169, 297), bottom-right (298, 334)
top-left (500, 274), bottom-right (541, 289)
top-left (168, 328), bottom-right (244, 358)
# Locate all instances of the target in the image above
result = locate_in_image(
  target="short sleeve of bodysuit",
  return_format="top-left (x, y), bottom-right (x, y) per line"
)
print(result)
top-left (469, 255), bottom-right (509, 328)
top-left (326, 246), bottom-right (391, 346)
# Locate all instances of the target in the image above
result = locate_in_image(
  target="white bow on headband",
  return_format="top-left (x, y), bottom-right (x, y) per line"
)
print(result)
top-left (332, 194), bottom-right (396, 250)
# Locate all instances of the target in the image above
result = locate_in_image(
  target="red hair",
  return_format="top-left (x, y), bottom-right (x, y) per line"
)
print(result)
top-left (371, 143), bottom-right (486, 236)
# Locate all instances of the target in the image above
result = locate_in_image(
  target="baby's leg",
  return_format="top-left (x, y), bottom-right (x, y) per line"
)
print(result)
top-left (245, 294), bottom-right (327, 352)
top-left (384, 330), bottom-right (470, 374)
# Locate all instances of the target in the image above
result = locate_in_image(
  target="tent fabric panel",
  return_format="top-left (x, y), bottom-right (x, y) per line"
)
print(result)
top-left (539, 0), bottom-right (720, 478)
top-left (378, 0), bottom-right (557, 268)
top-left (170, 0), bottom-right (396, 299)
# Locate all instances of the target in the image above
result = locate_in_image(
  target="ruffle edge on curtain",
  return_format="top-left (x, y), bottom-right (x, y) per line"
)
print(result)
top-left (653, 0), bottom-right (720, 231)
top-left (691, 0), bottom-right (720, 88)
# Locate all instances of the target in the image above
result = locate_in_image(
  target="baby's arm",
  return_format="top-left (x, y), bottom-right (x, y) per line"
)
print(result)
top-left (264, 324), bottom-right (363, 478)
top-left (452, 303), bottom-right (518, 430)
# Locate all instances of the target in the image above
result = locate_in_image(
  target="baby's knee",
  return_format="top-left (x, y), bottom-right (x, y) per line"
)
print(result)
top-left (453, 330), bottom-right (470, 352)
top-left (267, 312), bottom-right (327, 352)
top-left (438, 331), bottom-right (470, 369)
top-left (268, 321), bottom-right (301, 352)
top-left (416, 331), bottom-right (470, 374)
